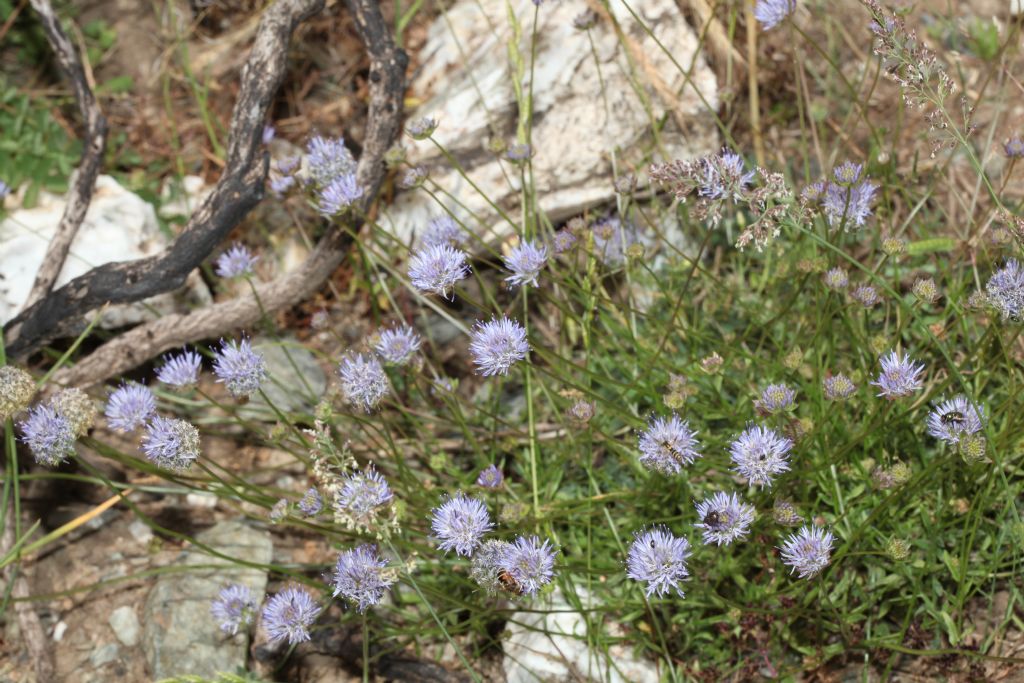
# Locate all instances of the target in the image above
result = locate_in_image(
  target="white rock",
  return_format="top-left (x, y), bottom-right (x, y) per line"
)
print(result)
top-left (128, 519), bottom-right (154, 545)
top-left (503, 589), bottom-right (660, 683)
top-left (108, 605), bottom-right (141, 647)
top-left (0, 174), bottom-right (211, 326)
top-left (381, 0), bottom-right (718, 247)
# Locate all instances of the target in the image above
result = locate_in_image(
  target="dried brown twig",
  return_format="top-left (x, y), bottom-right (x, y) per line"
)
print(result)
top-left (24, 0), bottom-right (109, 308)
top-left (50, 0), bottom-right (408, 388)
top-left (3, 0), bottom-right (326, 357)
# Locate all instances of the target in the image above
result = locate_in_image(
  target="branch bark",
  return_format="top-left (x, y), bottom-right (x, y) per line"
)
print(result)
top-left (3, 0), bottom-right (326, 357)
top-left (25, 0), bottom-right (109, 308)
top-left (2, 499), bottom-right (54, 681)
top-left (51, 0), bottom-right (408, 388)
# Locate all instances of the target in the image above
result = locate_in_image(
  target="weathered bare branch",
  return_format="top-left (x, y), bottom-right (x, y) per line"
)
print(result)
top-left (2, 499), bottom-right (54, 681)
top-left (3, 0), bottom-right (326, 357)
top-left (51, 0), bottom-right (408, 388)
top-left (25, 0), bottom-right (109, 307)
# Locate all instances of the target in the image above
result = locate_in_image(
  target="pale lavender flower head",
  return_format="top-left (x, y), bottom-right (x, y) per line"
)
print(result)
top-left (374, 325), bottom-right (421, 365)
top-left (498, 535), bottom-right (557, 597)
top-left (823, 267), bottom-right (848, 291)
top-left (505, 143), bottom-right (531, 162)
top-left (262, 587), bottom-right (321, 645)
top-left (1005, 137), bottom-right (1024, 159)
top-left (317, 172), bottom-right (363, 216)
top-left (476, 464), bottom-right (504, 488)
top-left (625, 526), bottom-right (691, 598)
top-left (779, 525), bottom-right (835, 579)
top-left (105, 383), bottom-right (157, 433)
top-left (336, 466), bottom-right (393, 520)
top-left (851, 284), bottom-right (880, 308)
top-left (421, 215), bottom-right (466, 248)
top-left (871, 350), bottom-right (925, 399)
top-left (277, 156), bottom-right (301, 175)
top-left (503, 240), bottom-right (549, 288)
top-left (141, 416), bottom-right (200, 470)
top-left (756, 383), bottom-right (796, 414)
top-left (552, 229), bottom-right (576, 254)
top-left (262, 125), bottom-right (275, 145)
top-left (700, 148), bottom-right (755, 201)
top-left (406, 116), bottom-right (437, 140)
top-left (986, 259), bottom-right (1024, 320)
top-left (695, 492), bottom-right (755, 546)
top-left (0, 179), bottom-right (10, 200)
top-left (823, 373), bottom-right (856, 401)
top-left (637, 414), bottom-right (702, 475)
top-left (212, 338), bottom-right (266, 399)
top-left (469, 317), bottom-right (529, 376)
top-left (926, 395), bottom-right (984, 445)
top-left (298, 487), bottom-right (323, 517)
top-left (408, 244), bottom-right (470, 298)
top-left (431, 493), bottom-right (494, 557)
top-left (215, 243), bottom-right (258, 278)
top-left (157, 350), bottom-right (203, 387)
top-left (337, 353), bottom-right (390, 412)
top-left (19, 405), bottom-right (76, 466)
top-left (306, 135), bottom-right (357, 188)
top-left (822, 163), bottom-right (877, 229)
top-left (591, 216), bottom-right (641, 266)
top-left (269, 498), bottom-right (288, 523)
top-left (211, 583), bottom-right (257, 635)
top-left (269, 174), bottom-right (295, 195)
top-left (332, 544), bottom-right (394, 613)
top-left (729, 424), bottom-right (792, 488)
top-left (754, 0), bottom-right (795, 29)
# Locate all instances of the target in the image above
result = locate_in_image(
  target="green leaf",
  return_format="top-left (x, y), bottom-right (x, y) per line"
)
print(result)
top-left (907, 237), bottom-right (957, 255)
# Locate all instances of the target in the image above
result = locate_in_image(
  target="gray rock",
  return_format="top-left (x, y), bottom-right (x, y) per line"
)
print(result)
top-left (142, 520), bottom-right (273, 680)
top-left (503, 588), bottom-right (660, 683)
top-left (90, 643), bottom-right (120, 668)
top-left (108, 606), bottom-right (141, 647)
top-left (0, 175), bottom-right (211, 326)
top-left (241, 338), bottom-right (327, 420)
top-left (380, 0), bottom-right (718, 247)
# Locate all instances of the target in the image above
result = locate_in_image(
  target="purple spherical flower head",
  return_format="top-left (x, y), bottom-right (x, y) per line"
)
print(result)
top-left (986, 259), bottom-right (1024, 320)
top-left (337, 353), bottom-right (390, 412)
top-left (298, 487), bottom-right (323, 517)
top-left (694, 492), bottom-right (755, 546)
top-left (317, 172), bottom-right (363, 216)
top-left (503, 240), bottom-right (549, 289)
top-left (336, 466), bottom-right (393, 519)
top-left (270, 174), bottom-right (295, 196)
top-left (477, 464), bottom-right (504, 488)
top-left (637, 414), bottom-right (702, 475)
top-left (625, 526), bottom-right (691, 598)
top-left (215, 243), bottom-right (258, 278)
top-left (156, 349), bottom-right (202, 387)
top-left (306, 135), bottom-right (356, 187)
top-left (375, 324), bottom-right (421, 365)
top-left (211, 583), bottom-right (257, 635)
top-left (926, 395), bottom-right (985, 445)
top-left (212, 338), bottom-right (267, 399)
top-left (18, 405), bottom-right (76, 466)
top-left (779, 525), bottom-right (835, 579)
top-left (332, 544), bottom-right (394, 613)
top-left (499, 535), bottom-right (557, 597)
top-left (552, 229), bottom-right (576, 254)
top-left (729, 424), bottom-right (792, 489)
top-left (431, 493), bottom-right (494, 557)
top-left (754, 0), bottom-right (795, 29)
top-left (469, 317), bottom-right (529, 376)
top-left (851, 284), bottom-right (880, 308)
top-left (823, 267), bottom-right (848, 291)
top-left (823, 163), bottom-right (877, 229)
top-left (1005, 137), bottom-right (1024, 158)
top-left (756, 383), bottom-right (796, 414)
top-left (262, 586), bottom-right (321, 645)
top-left (408, 244), bottom-right (470, 299)
top-left (104, 383), bottom-right (157, 432)
top-left (590, 216), bottom-right (641, 266)
top-left (421, 215), bottom-right (466, 248)
top-left (505, 143), bottom-right (531, 162)
top-left (823, 373), bottom-right (856, 401)
top-left (700, 148), bottom-right (756, 201)
top-left (262, 125), bottom-right (275, 145)
top-left (871, 350), bottom-right (925, 399)
top-left (141, 416), bottom-right (200, 470)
